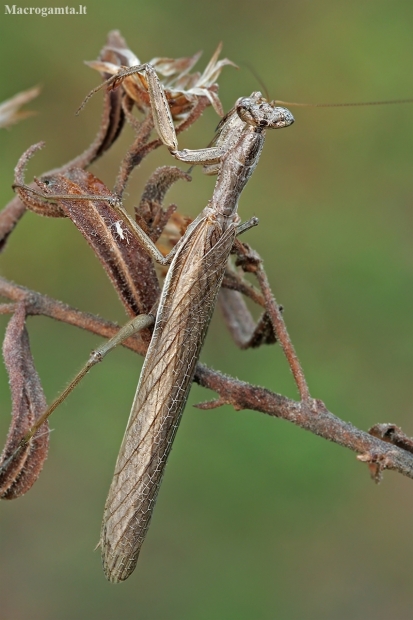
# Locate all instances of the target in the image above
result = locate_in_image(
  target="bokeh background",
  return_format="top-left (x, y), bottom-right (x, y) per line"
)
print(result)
top-left (0, 1), bottom-right (412, 618)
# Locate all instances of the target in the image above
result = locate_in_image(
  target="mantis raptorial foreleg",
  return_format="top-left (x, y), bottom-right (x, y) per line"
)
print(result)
top-left (79, 63), bottom-right (231, 167)
top-left (79, 63), bottom-right (178, 152)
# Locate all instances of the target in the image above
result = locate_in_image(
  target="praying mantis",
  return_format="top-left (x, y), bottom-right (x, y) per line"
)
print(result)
top-left (5, 63), bottom-right (295, 582)
top-left (4, 54), bottom-right (411, 584)
top-left (92, 66), bottom-right (295, 582)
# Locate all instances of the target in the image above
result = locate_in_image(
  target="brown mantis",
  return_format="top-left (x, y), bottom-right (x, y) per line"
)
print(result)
top-left (3, 63), bottom-right (295, 582)
top-left (4, 56), bottom-right (413, 582)
top-left (91, 66), bottom-right (295, 582)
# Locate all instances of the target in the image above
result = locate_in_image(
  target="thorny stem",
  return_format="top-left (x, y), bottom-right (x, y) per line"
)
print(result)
top-left (1, 276), bottom-right (413, 481)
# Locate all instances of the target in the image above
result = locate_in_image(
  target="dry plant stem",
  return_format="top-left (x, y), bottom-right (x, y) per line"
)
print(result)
top-left (222, 268), bottom-right (266, 307)
top-left (121, 96), bottom-right (142, 132)
top-left (193, 364), bottom-right (413, 480)
top-left (0, 276), bottom-right (147, 356)
top-left (50, 89), bottom-right (124, 174)
top-left (255, 265), bottom-right (310, 402)
top-left (114, 96), bottom-right (210, 198)
top-left (114, 114), bottom-right (154, 196)
top-left (369, 424), bottom-right (413, 454)
top-left (1, 276), bottom-right (413, 480)
top-left (0, 302), bottom-right (49, 497)
top-left (0, 303), bottom-right (16, 314)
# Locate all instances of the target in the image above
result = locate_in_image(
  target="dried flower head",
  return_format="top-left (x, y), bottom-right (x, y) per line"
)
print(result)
top-left (86, 31), bottom-right (236, 118)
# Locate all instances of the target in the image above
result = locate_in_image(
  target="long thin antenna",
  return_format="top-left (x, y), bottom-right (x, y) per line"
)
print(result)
top-left (242, 63), bottom-right (413, 109)
top-left (242, 63), bottom-right (270, 101)
top-left (272, 97), bottom-right (413, 108)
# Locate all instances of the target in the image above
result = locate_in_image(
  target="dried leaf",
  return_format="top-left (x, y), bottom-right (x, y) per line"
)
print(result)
top-left (36, 168), bottom-right (160, 317)
top-left (151, 51), bottom-right (203, 78)
top-left (99, 29), bottom-right (140, 67)
top-left (0, 304), bottom-right (49, 499)
top-left (68, 32), bottom-right (129, 170)
top-left (173, 71), bottom-right (201, 91)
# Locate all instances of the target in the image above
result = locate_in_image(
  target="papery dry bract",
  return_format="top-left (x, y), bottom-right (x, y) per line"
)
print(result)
top-left (0, 86), bottom-right (40, 129)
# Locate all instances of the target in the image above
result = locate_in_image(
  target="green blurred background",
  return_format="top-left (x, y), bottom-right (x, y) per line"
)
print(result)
top-left (0, 1), bottom-right (412, 618)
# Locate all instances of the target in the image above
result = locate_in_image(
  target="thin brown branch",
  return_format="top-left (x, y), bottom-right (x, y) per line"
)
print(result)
top-left (231, 241), bottom-right (310, 401)
top-left (369, 424), bottom-right (413, 454)
top-left (0, 276), bottom-right (147, 356)
top-left (221, 268), bottom-right (266, 307)
top-left (255, 264), bottom-right (310, 401)
top-left (114, 114), bottom-right (155, 196)
top-left (1, 275), bottom-right (413, 482)
top-left (0, 303), bottom-right (17, 314)
top-left (193, 364), bottom-right (413, 480)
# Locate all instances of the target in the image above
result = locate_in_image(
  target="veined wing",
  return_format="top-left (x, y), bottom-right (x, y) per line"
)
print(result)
top-left (101, 213), bottom-right (236, 582)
